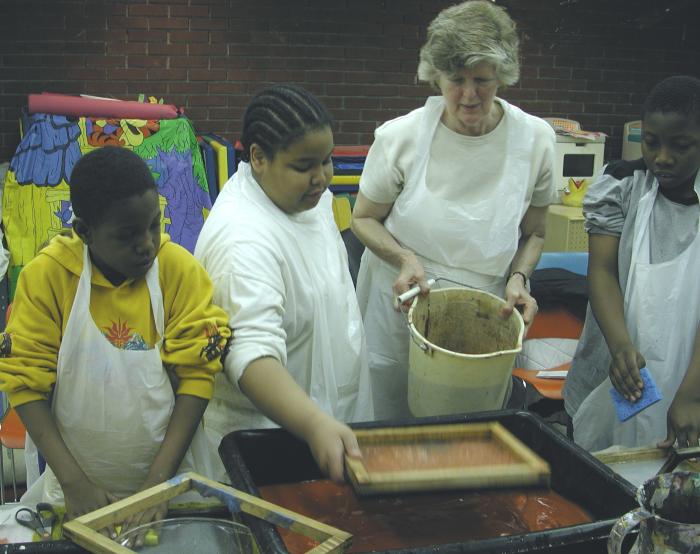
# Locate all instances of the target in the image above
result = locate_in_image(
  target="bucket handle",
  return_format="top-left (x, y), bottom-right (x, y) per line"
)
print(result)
top-left (401, 308), bottom-right (432, 354)
top-left (398, 277), bottom-right (484, 355)
top-left (607, 507), bottom-right (650, 554)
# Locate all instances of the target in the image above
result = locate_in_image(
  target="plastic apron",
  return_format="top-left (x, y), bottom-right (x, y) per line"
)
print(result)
top-left (573, 178), bottom-right (700, 451)
top-left (202, 166), bottom-right (373, 482)
top-left (357, 96), bottom-right (533, 420)
top-left (22, 247), bottom-right (213, 505)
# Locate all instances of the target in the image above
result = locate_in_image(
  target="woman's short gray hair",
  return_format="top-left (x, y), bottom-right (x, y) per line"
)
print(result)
top-left (418, 0), bottom-right (520, 89)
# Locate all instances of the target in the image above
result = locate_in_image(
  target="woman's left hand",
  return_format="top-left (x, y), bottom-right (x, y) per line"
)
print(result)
top-left (658, 389), bottom-right (700, 449)
top-left (500, 273), bottom-right (537, 330)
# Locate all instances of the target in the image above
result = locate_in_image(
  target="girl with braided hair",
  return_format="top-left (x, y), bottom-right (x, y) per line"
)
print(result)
top-left (195, 84), bottom-right (373, 483)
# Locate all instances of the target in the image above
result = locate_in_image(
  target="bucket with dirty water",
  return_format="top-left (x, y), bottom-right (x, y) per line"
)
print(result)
top-left (407, 287), bottom-right (524, 417)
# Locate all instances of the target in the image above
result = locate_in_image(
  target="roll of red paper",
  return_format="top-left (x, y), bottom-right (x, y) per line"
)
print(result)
top-left (28, 92), bottom-right (181, 119)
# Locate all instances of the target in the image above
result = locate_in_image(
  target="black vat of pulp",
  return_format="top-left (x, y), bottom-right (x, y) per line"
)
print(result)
top-left (220, 409), bottom-right (638, 554)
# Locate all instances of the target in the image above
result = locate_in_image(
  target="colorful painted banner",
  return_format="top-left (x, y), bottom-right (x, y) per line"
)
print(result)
top-left (2, 113), bottom-right (211, 298)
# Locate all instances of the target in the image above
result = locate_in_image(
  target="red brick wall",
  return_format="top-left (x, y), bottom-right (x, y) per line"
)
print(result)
top-left (1, 0), bottom-right (698, 162)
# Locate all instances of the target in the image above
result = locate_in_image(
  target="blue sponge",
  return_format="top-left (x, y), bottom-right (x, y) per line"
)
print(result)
top-left (610, 367), bottom-right (663, 422)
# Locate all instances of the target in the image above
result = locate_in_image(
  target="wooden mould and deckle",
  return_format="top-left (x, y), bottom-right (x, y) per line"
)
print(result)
top-left (345, 422), bottom-right (551, 496)
top-left (63, 472), bottom-right (352, 554)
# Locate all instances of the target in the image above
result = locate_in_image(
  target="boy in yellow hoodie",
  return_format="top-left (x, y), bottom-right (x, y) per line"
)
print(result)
top-left (0, 146), bottom-right (230, 534)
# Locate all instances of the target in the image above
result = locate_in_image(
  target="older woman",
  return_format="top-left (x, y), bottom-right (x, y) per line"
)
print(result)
top-left (352, 0), bottom-right (558, 420)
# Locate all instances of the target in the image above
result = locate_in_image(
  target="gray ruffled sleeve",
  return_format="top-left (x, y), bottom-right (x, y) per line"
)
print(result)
top-left (583, 169), bottom-right (627, 236)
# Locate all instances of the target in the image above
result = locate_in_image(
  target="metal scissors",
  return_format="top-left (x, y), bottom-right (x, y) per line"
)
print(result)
top-left (14, 503), bottom-right (56, 540)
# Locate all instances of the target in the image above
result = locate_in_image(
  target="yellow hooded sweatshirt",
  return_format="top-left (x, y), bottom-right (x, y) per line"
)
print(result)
top-left (0, 232), bottom-right (230, 407)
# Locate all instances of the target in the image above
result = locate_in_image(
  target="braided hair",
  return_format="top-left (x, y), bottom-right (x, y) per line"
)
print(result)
top-left (240, 84), bottom-right (332, 162)
top-left (643, 75), bottom-right (700, 125)
top-left (70, 146), bottom-right (157, 226)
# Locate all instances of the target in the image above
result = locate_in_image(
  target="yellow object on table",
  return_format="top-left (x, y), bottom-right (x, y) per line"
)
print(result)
top-left (332, 196), bottom-right (352, 231)
top-left (543, 205), bottom-right (588, 252)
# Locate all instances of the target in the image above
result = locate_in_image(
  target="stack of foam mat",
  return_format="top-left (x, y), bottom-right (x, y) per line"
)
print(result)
top-left (197, 134), bottom-right (237, 205)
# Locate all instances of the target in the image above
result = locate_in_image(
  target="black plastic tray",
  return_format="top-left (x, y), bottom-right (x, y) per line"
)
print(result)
top-left (220, 410), bottom-right (638, 554)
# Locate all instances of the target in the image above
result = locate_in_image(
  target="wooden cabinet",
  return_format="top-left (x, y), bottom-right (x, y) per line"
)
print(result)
top-left (543, 205), bottom-right (588, 252)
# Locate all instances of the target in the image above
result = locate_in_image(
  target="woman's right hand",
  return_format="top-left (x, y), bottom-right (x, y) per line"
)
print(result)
top-left (392, 252), bottom-right (429, 311)
top-left (609, 343), bottom-right (646, 402)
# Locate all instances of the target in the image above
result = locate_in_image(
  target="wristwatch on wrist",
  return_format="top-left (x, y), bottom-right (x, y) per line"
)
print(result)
top-left (509, 271), bottom-right (528, 287)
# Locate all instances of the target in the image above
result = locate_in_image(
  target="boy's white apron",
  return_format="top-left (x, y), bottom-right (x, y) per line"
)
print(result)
top-left (573, 178), bottom-right (700, 451)
top-left (23, 247), bottom-right (212, 505)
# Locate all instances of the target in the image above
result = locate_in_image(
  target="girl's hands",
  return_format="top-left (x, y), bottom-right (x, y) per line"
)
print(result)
top-left (609, 344), bottom-right (646, 402)
top-left (63, 478), bottom-right (119, 538)
top-left (118, 493), bottom-right (168, 548)
top-left (659, 388), bottom-right (700, 449)
top-left (305, 412), bottom-right (361, 483)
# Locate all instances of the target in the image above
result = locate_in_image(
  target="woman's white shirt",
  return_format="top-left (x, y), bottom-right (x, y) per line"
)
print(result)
top-left (359, 97), bottom-right (557, 210)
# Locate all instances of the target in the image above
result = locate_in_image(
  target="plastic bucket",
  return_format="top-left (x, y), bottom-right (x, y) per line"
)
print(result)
top-left (407, 287), bottom-right (524, 417)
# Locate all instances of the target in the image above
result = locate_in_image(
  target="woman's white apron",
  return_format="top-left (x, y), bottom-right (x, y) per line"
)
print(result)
top-left (357, 96), bottom-right (533, 420)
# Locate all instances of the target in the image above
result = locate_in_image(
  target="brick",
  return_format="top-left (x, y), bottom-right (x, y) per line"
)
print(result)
top-left (304, 70), bottom-right (345, 83)
top-left (86, 55), bottom-right (124, 68)
top-left (188, 43), bottom-right (228, 56)
top-left (169, 30), bottom-right (208, 43)
top-left (502, 88), bottom-right (538, 101)
top-left (83, 81), bottom-right (129, 96)
top-left (128, 30), bottom-right (167, 43)
top-left (381, 97), bottom-right (424, 111)
top-left (211, 56), bottom-right (249, 69)
top-left (208, 82), bottom-right (248, 94)
top-left (208, 107), bottom-right (246, 120)
top-left (64, 67), bottom-right (105, 80)
top-left (226, 69), bottom-right (260, 81)
top-left (188, 95), bottom-right (228, 107)
top-left (109, 16), bottom-right (149, 30)
top-left (149, 17), bottom-right (189, 30)
top-left (171, 5), bottom-right (210, 18)
top-left (127, 5), bottom-right (169, 17)
top-left (63, 41), bottom-right (105, 55)
top-left (189, 69), bottom-right (227, 81)
top-left (127, 81), bottom-right (168, 95)
top-left (107, 68), bottom-right (148, 80)
top-left (553, 79), bottom-right (587, 91)
top-left (108, 42), bottom-right (148, 55)
top-left (129, 55), bottom-right (164, 68)
top-left (520, 77), bottom-right (555, 90)
top-left (170, 56), bottom-right (209, 68)
top-left (583, 103), bottom-right (614, 114)
top-left (191, 18), bottom-right (226, 30)
top-left (148, 68), bottom-right (188, 80)
top-left (339, 121), bottom-right (379, 134)
top-left (538, 67), bottom-right (572, 79)
top-left (344, 96), bottom-right (382, 109)
top-left (149, 42), bottom-right (187, 56)
top-left (169, 82), bottom-right (208, 94)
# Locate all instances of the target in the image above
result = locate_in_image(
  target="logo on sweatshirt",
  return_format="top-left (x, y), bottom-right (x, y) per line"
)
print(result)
top-left (103, 319), bottom-right (148, 351)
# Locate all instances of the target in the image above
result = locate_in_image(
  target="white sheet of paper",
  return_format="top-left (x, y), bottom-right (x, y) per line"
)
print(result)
top-left (535, 370), bottom-right (568, 379)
